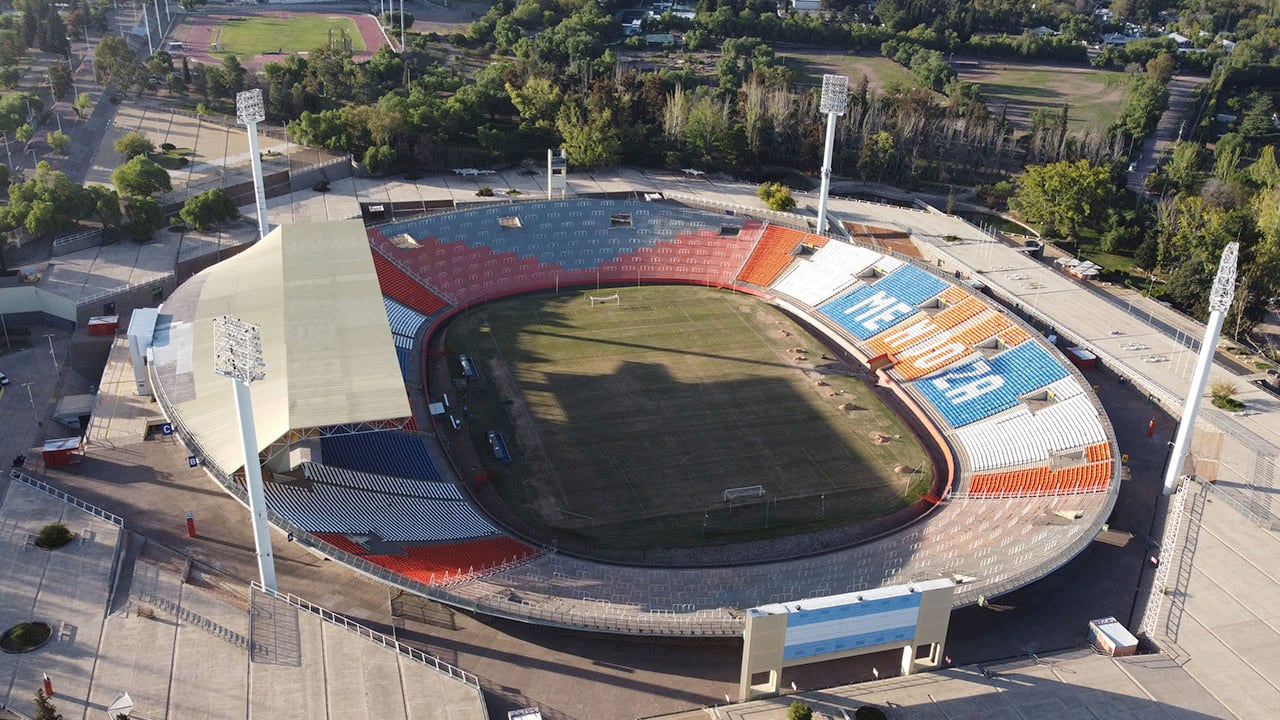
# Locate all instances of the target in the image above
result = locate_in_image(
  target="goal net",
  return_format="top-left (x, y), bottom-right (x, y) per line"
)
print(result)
top-left (588, 293), bottom-right (620, 307)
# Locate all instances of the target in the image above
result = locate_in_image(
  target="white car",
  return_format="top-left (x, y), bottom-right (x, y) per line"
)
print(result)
top-left (0, 371), bottom-right (9, 385)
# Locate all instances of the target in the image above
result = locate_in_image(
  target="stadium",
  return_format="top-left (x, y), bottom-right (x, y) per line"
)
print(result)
top-left (139, 195), bottom-right (1119, 650)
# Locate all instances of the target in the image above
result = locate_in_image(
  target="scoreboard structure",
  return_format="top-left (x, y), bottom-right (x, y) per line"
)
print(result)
top-left (739, 579), bottom-right (955, 700)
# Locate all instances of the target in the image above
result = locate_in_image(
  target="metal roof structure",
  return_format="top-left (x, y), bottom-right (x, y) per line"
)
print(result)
top-left (149, 220), bottom-right (411, 474)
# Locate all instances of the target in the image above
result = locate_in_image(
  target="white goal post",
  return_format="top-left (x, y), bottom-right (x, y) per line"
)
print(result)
top-left (588, 293), bottom-right (620, 307)
top-left (724, 485), bottom-right (766, 502)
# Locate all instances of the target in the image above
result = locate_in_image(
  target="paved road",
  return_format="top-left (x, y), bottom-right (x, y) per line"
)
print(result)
top-left (1127, 75), bottom-right (1205, 194)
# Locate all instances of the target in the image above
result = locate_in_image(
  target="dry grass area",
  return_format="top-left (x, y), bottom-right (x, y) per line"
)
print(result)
top-left (444, 285), bottom-right (932, 550)
top-left (954, 61), bottom-right (1128, 134)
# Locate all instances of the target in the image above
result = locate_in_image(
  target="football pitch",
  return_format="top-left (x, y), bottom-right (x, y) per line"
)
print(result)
top-left (445, 286), bottom-right (934, 550)
top-left (211, 15), bottom-right (366, 58)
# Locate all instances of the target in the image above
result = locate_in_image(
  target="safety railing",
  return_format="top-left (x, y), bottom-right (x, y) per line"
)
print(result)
top-left (251, 582), bottom-right (483, 688)
top-left (9, 470), bottom-right (124, 527)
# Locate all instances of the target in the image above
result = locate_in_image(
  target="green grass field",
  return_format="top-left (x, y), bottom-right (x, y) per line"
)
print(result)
top-left (780, 51), bottom-right (1126, 135)
top-left (780, 51), bottom-right (918, 91)
top-left (212, 15), bottom-right (365, 58)
top-left (955, 63), bottom-right (1128, 134)
top-left (445, 286), bottom-right (932, 550)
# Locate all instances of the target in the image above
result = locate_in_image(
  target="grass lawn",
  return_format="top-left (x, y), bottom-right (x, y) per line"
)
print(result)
top-left (445, 286), bottom-right (932, 550)
top-left (955, 62), bottom-right (1128, 134)
top-left (212, 15), bottom-right (365, 58)
top-left (780, 50), bottom-right (919, 90)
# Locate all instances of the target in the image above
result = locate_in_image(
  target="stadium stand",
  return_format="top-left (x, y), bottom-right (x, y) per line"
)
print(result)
top-left (319, 431), bottom-right (443, 481)
top-left (364, 537), bottom-right (540, 586)
top-left (912, 341), bottom-right (1071, 428)
top-left (314, 532), bottom-right (370, 556)
top-left (303, 462), bottom-right (462, 500)
top-left (771, 240), bottom-right (881, 306)
top-left (262, 480), bottom-right (500, 541)
top-left (736, 225), bottom-right (828, 287)
top-left (370, 201), bottom-right (766, 302)
top-left (384, 297), bottom-right (427, 339)
top-left (967, 460), bottom-right (1112, 497)
top-left (817, 265), bottom-right (949, 340)
top-left (598, 230), bottom-right (756, 284)
top-left (953, 393), bottom-right (1107, 471)
top-left (368, 241), bottom-right (450, 314)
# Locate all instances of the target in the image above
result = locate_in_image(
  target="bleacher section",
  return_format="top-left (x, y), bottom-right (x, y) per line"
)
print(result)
top-left (384, 297), bottom-right (427, 339)
top-left (952, 393), bottom-right (1107, 471)
top-left (817, 264), bottom-right (950, 340)
top-left (314, 532), bottom-right (370, 556)
top-left (967, 459), bottom-right (1112, 497)
top-left (913, 341), bottom-right (1070, 428)
top-left (369, 245), bottom-right (449, 315)
top-left (736, 225), bottom-right (828, 287)
top-left (319, 431), bottom-right (443, 481)
top-left (365, 537), bottom-right (539, 585)
top-left (369, 201), bottom-right (760, 303)
top-left (772, 241), bottom-right (882, 305)
top-left (263, 478), bottom-right (499, 541)
top-left (303, 462), bottom-right (462, 500)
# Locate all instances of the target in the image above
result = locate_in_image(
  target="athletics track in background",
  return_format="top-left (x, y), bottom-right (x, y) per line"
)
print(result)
top-left (173, 11), bottom-right (389, 71)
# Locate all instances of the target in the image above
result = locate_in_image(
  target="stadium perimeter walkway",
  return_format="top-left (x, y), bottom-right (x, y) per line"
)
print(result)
top-left (0, 478), bottom-right (486, 720)
top-left (661, 649), bottom-right (1230, 720)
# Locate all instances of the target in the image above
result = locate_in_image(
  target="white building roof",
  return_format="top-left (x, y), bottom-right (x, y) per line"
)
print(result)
top-left (149, 220), bottom-right (411, 473)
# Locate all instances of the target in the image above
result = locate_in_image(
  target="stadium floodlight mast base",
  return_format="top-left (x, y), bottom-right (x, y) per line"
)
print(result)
top-left (213, 315), bottom-right (278, 592)
top-left (815, 74), bottom-right (848, 236)
top-left (1161, 241), bottom-right (1238, 496)
top-left (236, 89), bottom-right (271, 240)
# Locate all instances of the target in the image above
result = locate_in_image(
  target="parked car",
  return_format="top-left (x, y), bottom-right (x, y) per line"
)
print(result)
top-left (0, 371), bottom-right (9, 385)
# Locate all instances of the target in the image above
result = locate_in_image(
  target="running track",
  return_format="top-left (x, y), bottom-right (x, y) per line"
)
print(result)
top-left (175, 12), bottom-right (389, 70)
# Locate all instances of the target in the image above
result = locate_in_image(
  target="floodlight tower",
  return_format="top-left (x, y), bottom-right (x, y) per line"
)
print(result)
top-left (236, 89), bottom-right (271, 240)
top-left (213, 315), bottom-right (278, 591)
top-left (1162, 241), bottom-right (1238, 495)
top-left (815, 74), bottom-right (849, 236)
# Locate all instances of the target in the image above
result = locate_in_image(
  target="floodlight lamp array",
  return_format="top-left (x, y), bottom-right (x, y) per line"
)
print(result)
top-left (819, 74), bottom-right (849, 115)
top-left (235, 89), bottom-right (265, 125)
top-left (1208, 241), bottom-right (1238, 312)
top-left (212, 315), bottom-right (266, 384)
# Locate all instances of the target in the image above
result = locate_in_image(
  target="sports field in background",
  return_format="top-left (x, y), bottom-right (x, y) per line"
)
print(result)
top-left (213, 15), bottom-right (366, 57)
top-left (445, 286), bottom-right (933, 550)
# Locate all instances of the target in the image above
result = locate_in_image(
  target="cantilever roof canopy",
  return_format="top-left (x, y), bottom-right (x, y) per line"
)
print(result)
top-left (149, 220), bottom-right (411, 474)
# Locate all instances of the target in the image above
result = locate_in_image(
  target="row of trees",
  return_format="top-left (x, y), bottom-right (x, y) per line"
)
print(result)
top-left (0, 129), bottom-right (238, 241)
top-left (1005, 135), bottom-right (1280, 335)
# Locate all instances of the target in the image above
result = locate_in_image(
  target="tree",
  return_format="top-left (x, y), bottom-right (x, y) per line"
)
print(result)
top-left (72, 91), bottom-right (92, 119)
top-left (757, 182), bottom-right (796, 211)
top-left (48, 61), bottom-right (72, 99)
top-left (34, 688), bottom-right (63, 720)
top-left (94, 34), bottom-right (142, 90)
top-left (180, 188), bottom-right (239, 230)
top-left (556, 99), bottom-right (621, 168)
top-left (46, 129), bottom-right (70, 155)
top-left (1009, 159), bottom-right (1114, 239)
top-left (787, 701), bottom-right (812, 720)
top-left (15, 123), bottom-right (33, 142)
top-left (1249, 146), bottom-right (1279, 188)
top-left (86, 184), bottom-right (123, 232)
top-left (0, 91), bottom-right (42, 135)
top-left (0, 161), bottom-right (92, 237)
top-left (111, 155), bottom-right (171, 197)
top-left (1213, 133), bottom-right (1245, 181)
top-left (1146, 53), bottom-right (1175, 85)
top-left (858, 131), bottom-right (895, 182)
top-left (123, 196), bottom-right (164, 241)
top-left (1164, 141), bottom-right (1203, 191)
